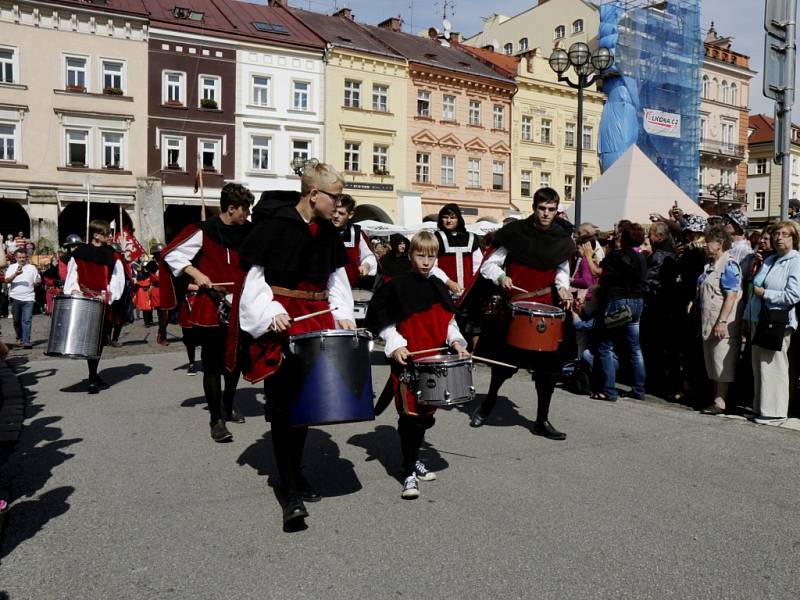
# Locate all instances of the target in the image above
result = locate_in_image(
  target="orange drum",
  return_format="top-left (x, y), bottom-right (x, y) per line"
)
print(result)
top-left (507, 301), bottom-right (565, 352)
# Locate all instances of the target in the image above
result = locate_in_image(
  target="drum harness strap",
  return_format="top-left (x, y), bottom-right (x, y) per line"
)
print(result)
top-left (272, 287), bottom-right (328, 301)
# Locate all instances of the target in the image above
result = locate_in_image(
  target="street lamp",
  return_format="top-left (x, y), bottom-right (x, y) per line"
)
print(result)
top-left (707, 182), bottom-right (733, 209)
top-left (549, 43), bottom-right (614, 226)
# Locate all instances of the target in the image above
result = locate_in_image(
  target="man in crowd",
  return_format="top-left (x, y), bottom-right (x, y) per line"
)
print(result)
top-left (789, 198), bottom-right (800, 225)
top-left (331, 194), bottom-right (377, 289)
top-left (5, 248), bottom-right (40, 349)
top-left (724, 209), bottom-right (753, 267)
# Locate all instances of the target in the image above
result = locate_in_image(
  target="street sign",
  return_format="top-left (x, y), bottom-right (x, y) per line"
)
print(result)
top-left (764, 32), bottom-right (795, 100)
top-left (765, 0), bottom-right (797, 41)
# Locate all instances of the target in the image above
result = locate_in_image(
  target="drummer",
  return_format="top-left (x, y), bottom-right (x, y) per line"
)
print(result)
top-left (430, 203), bottom-right (483, 297)
top-left (235, 159), bottom-right (355, 531)
top-left (146, 244), bottom-right (170, 347)
top-left (159, 183), bottom-right (253, 443)
top-left (367, 231), bottom-right (469, 500)
top-left (63, 220), bottom-right (125, 394)
top-left (468, 187), bottom-right (575, 440)
top-left (331, 194), bottom-right (377, 289)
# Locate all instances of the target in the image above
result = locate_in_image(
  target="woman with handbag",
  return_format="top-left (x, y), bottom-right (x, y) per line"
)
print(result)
top-left (694, 225), bottom-right (743, 415)
top-left (746, 221), bottom-right (800, 425)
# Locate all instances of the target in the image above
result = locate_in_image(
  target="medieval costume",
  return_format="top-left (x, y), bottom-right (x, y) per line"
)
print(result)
top-left (430, 204), bottom-right (483, 291)
top-left (339, 221), bottom-right (377, 288)
top-left (377, 234), bottom-right (411, 286)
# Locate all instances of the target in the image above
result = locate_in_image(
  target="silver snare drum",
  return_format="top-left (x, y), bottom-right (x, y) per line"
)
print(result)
top-left (46, 294), bottom-right (106, 359)
top-left (402, 354), bottom-right (475, 407)
top-left (351, 289), bottom-right (373, 321)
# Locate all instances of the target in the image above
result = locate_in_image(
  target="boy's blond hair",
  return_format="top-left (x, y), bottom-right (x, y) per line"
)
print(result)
top-left (410, 230), bottom-right (439, 255)
top-left (300, 159), bottom-right (344, 195)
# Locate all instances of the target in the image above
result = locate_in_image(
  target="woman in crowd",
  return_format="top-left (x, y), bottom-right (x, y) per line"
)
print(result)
top-left (746, 221), bottom-right (800, 425)
top-left (593, 221), bottom-right (647, 401)
top-left (695, 225), bottom-right (743, 415)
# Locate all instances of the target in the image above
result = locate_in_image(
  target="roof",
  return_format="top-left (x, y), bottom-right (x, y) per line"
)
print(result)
top-left (290, 8), bottom-right (403, 60)
top-left (140, 0), bottom-right (325, 50)
top-left (457, 44), bottom-right (519, 77)
top-left (45, 0), bottom-right (150, 18)
top-left (362, 25), bottom-right (515, 85)
top-left (749, 114), bottom-right (775, 144)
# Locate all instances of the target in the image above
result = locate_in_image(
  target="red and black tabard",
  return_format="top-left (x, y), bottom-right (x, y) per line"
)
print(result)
top-left (435, 230), bottom-right (481, 290)
top-left (341, 223), bottom-right (369, 287)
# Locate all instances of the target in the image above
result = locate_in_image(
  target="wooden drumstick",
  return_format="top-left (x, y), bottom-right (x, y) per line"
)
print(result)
top-left (292, 307), bottom-right (335, 323)
top-left (511, 285), bottom-right (530, 294)
top-left (407, 346), bottom-right (448, 357)
top-left (471, 354), bottom-right (518, 369)
top-left (210, 282), bottom-right (234, 286)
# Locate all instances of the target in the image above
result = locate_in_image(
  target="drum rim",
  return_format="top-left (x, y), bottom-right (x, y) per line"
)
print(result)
top-left (509, 300), bottom-right (565, 316)
top-left (351, 289), bottom-right (374, 301)
top-left (413, 353), bottom-right (471, 366)
top-left (289, 328), bottom-right (373, 342)
top-left (53, 294), bottom-right (105, 303)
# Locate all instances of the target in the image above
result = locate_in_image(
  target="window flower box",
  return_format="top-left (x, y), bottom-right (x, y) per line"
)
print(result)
top-left (165, 100), bottom-right (183, 107)
top-left (68, 162), bottom-right (87, 168)
top-left (373, 168), bottom-right (390, 176)
top-left (66, 85), bottom-right (86, 93)
top-left (200, 98), bottom-right (218, 109)
top-left (103, 87), bottom-right (124, 96)
top-left (166, 163), bottom-right (181, 170)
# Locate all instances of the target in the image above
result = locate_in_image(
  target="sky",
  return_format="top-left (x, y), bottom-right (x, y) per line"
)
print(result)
top-left (286, 0), bottom-right (799, 119)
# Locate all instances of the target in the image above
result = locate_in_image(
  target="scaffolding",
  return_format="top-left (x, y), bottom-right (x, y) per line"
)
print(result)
top-left (597, 0), bottom-right (702, 201)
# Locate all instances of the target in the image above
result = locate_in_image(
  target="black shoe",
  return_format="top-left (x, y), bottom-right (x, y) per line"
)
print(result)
top-left (109, 340), bottom-right (122, 348)
top-left (297, 474), bottom-right (322, 503)
top-left (22, 343), bottom-right (33, 350)
top-left (210, 419), bottom-right (233, 443)
top-left (533, 420), bottom-right (567, 440)
top-left (282, 495), bottom-right (308, 532)
top-left (88, 382), bottom-right (99, 395)
top-left (469, 410), bottom-right (487, 428)
top-left (187, 363), bottom-right (197, 376)
top-left (227, 403), bottom-right (245, 424)
top-left (469, 397), bottom-right (496, 428)
top-left (93, 376), bottom-right (109, 389)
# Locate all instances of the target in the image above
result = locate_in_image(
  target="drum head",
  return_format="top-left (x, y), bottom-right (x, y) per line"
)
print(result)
top-left (414, 353), bottom-right (470, 366)
top-left (352, 289), bottom-right (373, 303)
top-left (289, 328), bottom-right (372, 343)
top-left (510, 301), bottom-right (564, 317)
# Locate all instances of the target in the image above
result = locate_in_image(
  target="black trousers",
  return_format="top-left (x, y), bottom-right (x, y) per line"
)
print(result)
top-left (86, 321), bottom-right (113, 382)
top-left (196, 326), bottom-right (239, 422)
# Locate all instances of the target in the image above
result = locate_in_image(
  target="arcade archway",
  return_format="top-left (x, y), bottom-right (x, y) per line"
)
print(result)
top-left (0, 200), bottom-right (30, 240)
top-left (164, 205), bottom-right (220, 242)
top-left (353, 204), bottom-right (393, 224)
top-left (58, 202), bottom-right (133, 245)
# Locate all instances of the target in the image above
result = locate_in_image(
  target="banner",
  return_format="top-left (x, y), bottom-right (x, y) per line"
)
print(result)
top-left (643, 108), bottom-right (681, 138)
top-left (114, 228), bottom-right (146, 261)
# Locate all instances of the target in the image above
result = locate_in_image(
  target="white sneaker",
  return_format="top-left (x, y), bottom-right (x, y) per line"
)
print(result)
top-left (415, 460), bottom-right (437, 481)
top-left (753, 416), bottom-right (787, 426)
top-left (401, 474), bottom-right (419, 499)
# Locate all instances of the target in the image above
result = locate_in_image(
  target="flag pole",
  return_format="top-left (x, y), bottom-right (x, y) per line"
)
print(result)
top-left (197, 156), bottom-right (206, 222)
top-left (84, 176), bottom-right (92, 242)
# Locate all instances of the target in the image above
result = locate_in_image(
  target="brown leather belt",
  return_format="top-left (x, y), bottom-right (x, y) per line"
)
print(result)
top-left (272, 286), bottom-right (328, 301)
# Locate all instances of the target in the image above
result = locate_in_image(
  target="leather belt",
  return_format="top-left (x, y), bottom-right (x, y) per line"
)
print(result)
top-left (272, 286), bottom-right (328, 301)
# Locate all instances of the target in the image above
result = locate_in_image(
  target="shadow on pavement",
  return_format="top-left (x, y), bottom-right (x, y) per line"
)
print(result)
top-left (454, 394), bottom-right (537, 433)
top-left (57, 363), bottom-right (152, 393)
top-left (180, 387), bottom-right (263, 417)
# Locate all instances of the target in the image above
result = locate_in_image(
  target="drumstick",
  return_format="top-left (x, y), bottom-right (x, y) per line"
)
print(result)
top-left (407, 346), bottom-right (448, 357)
top-left (292, 307), bottom-right (335, 323)
top-left (471, 354), bottom-right (518, 369)
top-left (511, 285), bottom-right (530, 294)
top-left (210, 282), bottom-right (234, 286)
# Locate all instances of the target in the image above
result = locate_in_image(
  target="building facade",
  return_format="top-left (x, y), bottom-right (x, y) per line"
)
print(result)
top-left (0, 0), bottom-right (149, 246)
top-left (698, 24), bottom-right (755, 214)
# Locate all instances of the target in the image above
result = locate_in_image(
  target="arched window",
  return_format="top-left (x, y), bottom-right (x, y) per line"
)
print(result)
top-left (504, 42), bottom-right (513, 55)
top-left (702, 75), bottom-right (710, 98)
top-left (573, 19), bottom-right (584, 33)
top-left (519, 38), bottom-right (528, 52)
top-left (730, 83), bottom-right (738, 106)
top-left (555, 25), bottom-right (565, 39)
top-left (712, 78), bottom-right (719, 100)
top-left (720, 80), bottom-right (729, 104)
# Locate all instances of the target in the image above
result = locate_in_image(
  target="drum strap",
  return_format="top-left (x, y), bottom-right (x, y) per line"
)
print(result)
top-left (272, 286), bottom-right (328, 301)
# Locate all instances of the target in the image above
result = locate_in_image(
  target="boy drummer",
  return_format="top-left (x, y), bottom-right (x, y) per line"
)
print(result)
top-left (367, 231), bottom-right (469, 499)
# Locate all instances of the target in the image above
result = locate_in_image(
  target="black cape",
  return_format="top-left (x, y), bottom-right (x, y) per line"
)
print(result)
top-left (366, 272), bottom-right (456, 335)
top-left (436, 203), bottom-right (478, 250)
top-left (197, 215), bottom-right (252, 250)
top-left (492, 216), bottom-right (575, 270)
top-left (379, 234), bottom-right (411, 277)
top-left (72, 243), bottom-right (116, 266)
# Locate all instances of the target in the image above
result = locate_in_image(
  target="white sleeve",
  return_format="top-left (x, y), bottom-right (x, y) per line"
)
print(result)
top-left (359, 236), bottom-right (378, 276)
top-left (481, 247), bottom-right (508, 285)
top-left (239, 265), bottom-right (289, 339)
top-left (379, 324), bottom-right (408, 357)
top-left (329, 267), bottom-right (355, 322)
top-left (471, 247), bottom-right (484, 274)
top-left (108, 260), bottom-right (125, 303)
top-left (430, 263), bottom-right (449, 283)
top-left (164, 230), bottom-right (203, 276)
top-left (63, 258), bottom-right (79, 294)
top-left (446, 316), bottom-right (468, 348)
top-left (555, 260), bottom-right (570, 290)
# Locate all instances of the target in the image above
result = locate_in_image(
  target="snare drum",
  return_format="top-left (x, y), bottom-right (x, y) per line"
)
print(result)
top-left (351, 289), bottom-right (373, 321)
top-left (401, 354), bottom-right (475, 407)
top-left (507, 301), bottom-right (565, 352)
top-left (287, 329), bottom-right (375, 426)
top-left (46, 295), bottom-right (107, 359)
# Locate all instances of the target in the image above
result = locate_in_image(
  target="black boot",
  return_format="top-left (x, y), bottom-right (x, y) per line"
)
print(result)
top-left (470, 367), bottom-right (512, 427)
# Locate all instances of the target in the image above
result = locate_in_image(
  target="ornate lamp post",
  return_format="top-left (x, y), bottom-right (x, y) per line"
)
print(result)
top-left (548, 43), bottom-right (614, 226)
top-left (707, 182), bottom-right (733, 210)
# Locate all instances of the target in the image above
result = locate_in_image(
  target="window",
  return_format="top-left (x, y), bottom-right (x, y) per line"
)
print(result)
top-left (700, 117), bottom-right (707, 140)
top-left (66, 129), bottom-right (88, 166)
top-left (443, 94), bottom-right (456, 121)
top-left (555, 25), bottom-right (566, 39)
top-left (441, 155), bottom-right (455, 185)
top-left (583, 126), bottom-right (593, 150)
top-left (417, 90), bottom-right (431, 117)
top-left (755, 192), bottom-right (766, 211)
top-left (730, 83), bottom-right (738, 106)
top-left (344, 142), bottom-right (360, 172)
top-left (699, 166), bottom-right (706, 188)
top-left (372, 85), bottom-right (389, 112)
top-left (0, 124), bottom-right (15, 161)
top-left (521, 116), bottom-right (532, 141)
top-left (720, 81), bottom-right (729, 104)
top-left (102, 132), bottom-right (122, 168)
top-left (492, 161), bottom-right (504, 190)
top-left (573, 19), bottom-right (584, 33)
top-left (252, 76), bottom-right (269, 106)
top-left (521, 170), bottom-right (531, 197)
top-left (541, 118), bottom-right (552, 144)
top-left (373, 145), bottom-right (388, 174)
top-left (721, 122), bottom-right (734, 147)
top-left (0, 47), bottom-right (15, 84)
top-left (199, 75), bottom-right (220, 108)
top-left (519, 38), bottom-right (528, 52)
top-left (469, 100), bottom-right (481, 126)
top-left (468, 158), bottom-right (480, 187)
top-left (198, 138), bottom-right (220, 171)
top-left (756, 158), bottom-right (768, 175)
top-left (721, 169), bottom-right (734, 186)
top-left (102, 60), bottom-right (124, 92)
top-left (504, 43), bottom-right (513, 55)
top-left (582, 176), bottom-right (592, 191)
top-left (164, 71), bottom-right (184, 104)
top-left (344, 80), bottom-right (361, 108)
top-left (292, 140), bottom-right (310, 163)
top-left (251, 136), bottom-right (270, 170)
top-left (292, 81), bottom-right (310, 111)
top-left (565, 123), bottom-right (575, 147)
top-left (65, 56), bottom-right (87, 90)
top-left (564, 174), bottom-right (574, 199)
top-left (163, 135), bottom-right (184, 170)
top-left (540, 172), bottom-right (551, 189)
top-left (702, 75), bottom-right (710, 99)
top-left (493, 105), bottom-right (504, 129)
top-left (416, 153), bottom-right (430, 183)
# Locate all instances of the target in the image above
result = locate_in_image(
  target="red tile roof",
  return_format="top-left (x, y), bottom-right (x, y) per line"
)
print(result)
top-left (749, 114), bottom-right (775, 144)
top-left (456, 45), bottom-right (519, 77)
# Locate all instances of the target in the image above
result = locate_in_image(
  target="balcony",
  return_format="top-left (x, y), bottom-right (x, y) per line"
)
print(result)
top-left (700, 138), bottom-right (745, 159)
top-left (698, 189), bottom-right (748, 212)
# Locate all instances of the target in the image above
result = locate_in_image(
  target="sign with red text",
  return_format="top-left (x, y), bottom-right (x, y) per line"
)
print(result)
top-left (643, 109), bottom-right (681, 138)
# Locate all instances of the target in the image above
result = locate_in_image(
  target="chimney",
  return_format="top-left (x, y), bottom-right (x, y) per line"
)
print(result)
top-left (450, 32), bottom-right (460, 43)
top-left (333, 7), bottom-right (353, 20)
top-left (378, 16), bottom-right (402, 32)
top-left (268, 0), bottom-right (287, 6)
top-left (428, 27), bottom-right (438, 40)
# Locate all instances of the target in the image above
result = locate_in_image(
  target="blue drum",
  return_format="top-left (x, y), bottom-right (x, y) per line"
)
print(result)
top-left (286, 329), bottom-right (375, 427)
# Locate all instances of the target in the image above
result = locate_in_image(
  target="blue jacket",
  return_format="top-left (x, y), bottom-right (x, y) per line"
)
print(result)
top-left (747, 249), bottom-right (800, 331)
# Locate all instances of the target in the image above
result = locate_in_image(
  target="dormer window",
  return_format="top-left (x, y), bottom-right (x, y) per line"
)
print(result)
top-left (519, 38), bottom-right (528, 51)
top-left (172, 7), bottom-right (204, 21)
top-left (503, 43), bottom-right (513, 55)
top-left (573, 19), bottom-right (584, 33)
top-left (555, 25), bottom-right (566, 39)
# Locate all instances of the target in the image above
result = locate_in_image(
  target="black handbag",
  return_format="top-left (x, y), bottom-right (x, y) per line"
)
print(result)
top-left (604, 304), bottom-right (633, 329)
top-left (753, 305), bottom-right (790, 351)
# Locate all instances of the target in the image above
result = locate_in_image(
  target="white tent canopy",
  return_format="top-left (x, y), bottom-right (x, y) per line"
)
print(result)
top-left (356, 219), bottom-right (501, 238)
top-left (568, 144), bottom-right (709, 230)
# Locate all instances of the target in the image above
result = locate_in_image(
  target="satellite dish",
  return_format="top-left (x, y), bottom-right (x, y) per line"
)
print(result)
top-left (443, 18), bottom-right (452, 31)
top-left (491, 38), bottom-right (499, 51)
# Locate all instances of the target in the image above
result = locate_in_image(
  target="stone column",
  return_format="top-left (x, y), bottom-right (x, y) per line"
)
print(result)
top-left (27, 188), bottom-right (59, 250)
top-left (136, 177), bottom-right (165, 247)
